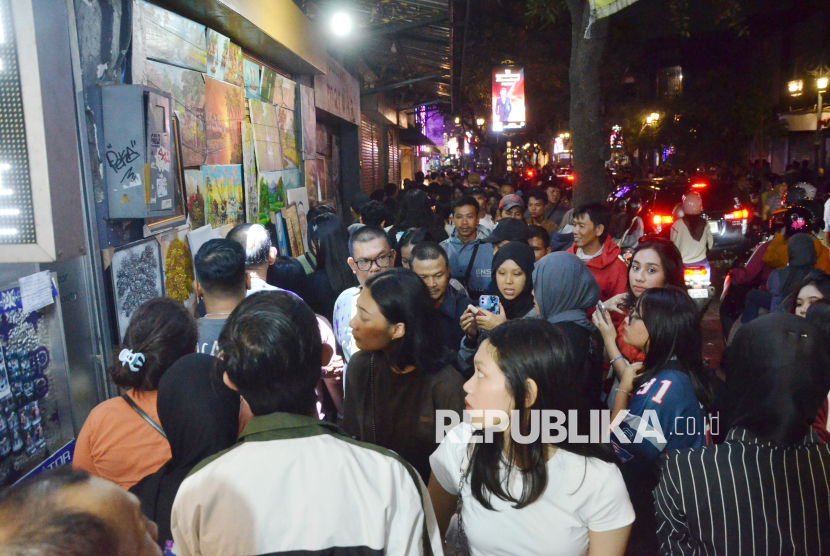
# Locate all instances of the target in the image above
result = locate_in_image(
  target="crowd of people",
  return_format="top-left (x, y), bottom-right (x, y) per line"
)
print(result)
top-left (0, 168), bottom-right (829, 556)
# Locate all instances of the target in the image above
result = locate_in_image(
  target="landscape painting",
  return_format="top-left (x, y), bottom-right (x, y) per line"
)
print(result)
top-left (204, 76), bottom-right (244, 165)
top-left (258, 170), bottom-right (285, 225)
top-left (184, 169), bottom-right (205, 227)
top-left (206, 30), bottom-right (243, 87)
top-left (243, 60), bottom-right (262, 100)
top-left (242, 123), bottom-right (258, 224)
top-left (276, 74), bottom-right (296, 110)
top-left (279, 109), bottom-right (299, 169)
top-left (300, 85), bottom-right (316, 158)
top-left (144, 60), bottom-right (206, 167)
top-left (259, 67), bottom-right (277, 105)
top-left (140, 1), bottom-right (207, 72)
top-left (203, 165), bottom-right (244, 229)
top-left (249, 99), bottom-right (282, 173)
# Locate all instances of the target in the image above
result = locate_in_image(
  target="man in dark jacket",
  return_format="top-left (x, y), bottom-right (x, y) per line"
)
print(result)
top-left (410, 242), bottom-right (472, 376)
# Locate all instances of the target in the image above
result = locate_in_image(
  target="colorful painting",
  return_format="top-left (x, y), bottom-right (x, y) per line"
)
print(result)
top-left (184, 170), bottom-right (205, 227)
top-left (204, 77), bottom-right (244, 165)
top-left (243, 60), bottom-right (262, 100)
top-left (299, 85), bottom-right (316, 158)
top-left (274, 211), bottom-right (290, 257)
top-left (203, 165), bottom-right (244, 229)
top-left (304, 158), bottom-right (325, 205)
top-left (249, 99), bottom-right (281, 173)
top-left (241, 123), bottom-right (258, 224)
top-left (206, 30), bottom-right (243, 87)
top-left (279, 109), bottom-right (299, 169)
top-left (144, 61), bottom-right (206, 167)
top-left (258, 171), bottom-right (285, 225)
top-left (276, 74), bottom-right (296, 110)
top-left (259, 67), bottom-right (277, 105)
top-left (286, 187), bottom-right (309, 252)
top-left (282, 203), bottom-right (304, 257)
top-left (111, 239), bottom-right (164, 341)
top-left (163, 238), bottom-right (194, 303)
top-left (140, 1), bottom-right (207, 72)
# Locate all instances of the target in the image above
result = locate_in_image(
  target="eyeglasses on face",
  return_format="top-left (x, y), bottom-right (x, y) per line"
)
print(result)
top-left (355, 253), bottom-right (392, 271)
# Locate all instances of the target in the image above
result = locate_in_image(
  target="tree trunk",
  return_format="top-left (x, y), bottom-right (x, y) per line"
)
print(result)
top-left (568, 0), bottom-right (610, 207)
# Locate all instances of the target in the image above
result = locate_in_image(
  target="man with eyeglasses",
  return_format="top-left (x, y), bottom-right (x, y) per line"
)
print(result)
top-left (333, 226), bottom-right (396, 389)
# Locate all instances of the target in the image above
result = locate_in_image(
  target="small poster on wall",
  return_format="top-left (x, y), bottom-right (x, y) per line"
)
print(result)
top-left (111, 239), bottom-right (164, 341)
top-left (203, 165), bottom-right (244, 229)
top-left (206, 30), bottom-right (243, 87)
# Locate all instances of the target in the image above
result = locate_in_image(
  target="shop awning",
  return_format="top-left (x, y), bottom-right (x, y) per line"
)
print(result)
top-left (398, 127), bottom-right (436, 147)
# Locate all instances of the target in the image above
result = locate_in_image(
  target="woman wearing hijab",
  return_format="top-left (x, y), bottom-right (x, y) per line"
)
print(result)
top-left (655, 313), bottom-right (830, 555)
top-left (670, 191), bottom-right (713, 277)
top-left (532, 252), bottom-right (604, 407)
top-left (768, 233), bottom-right (817, 313)
top-left (130, 353), bottom-right (240, 551)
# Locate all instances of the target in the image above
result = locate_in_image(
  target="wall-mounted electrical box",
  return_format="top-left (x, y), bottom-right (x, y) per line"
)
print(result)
top-left (102, 85), bottom-right (176, 220)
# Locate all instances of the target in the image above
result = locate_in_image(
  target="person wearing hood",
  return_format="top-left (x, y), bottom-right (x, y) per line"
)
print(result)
top-left (669, 191), bottom-right (714, 270)
top-left (458, 242), bottom-right (537, 365)
top-left (440, 196), bottom-right (495, 299)
top-left (566, 203), bottom-right (628, 325)
top-left (532, 252), bottom-right (604, 407)
top-left (655, 313), bottom-right (830, 555)
top-left (768, 233), bottom-right (818, 313)
top-left (130, 353), bottom-right (240, 552)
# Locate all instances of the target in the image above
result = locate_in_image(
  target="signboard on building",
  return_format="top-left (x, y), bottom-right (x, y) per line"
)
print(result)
top-left (492, 67), bottom-right (526, 133)
top-left (314, 55), bottom-right (360, 124)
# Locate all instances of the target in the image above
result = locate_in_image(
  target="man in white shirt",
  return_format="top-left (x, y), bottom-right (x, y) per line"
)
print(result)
top-left (172, 292), bottom-right (441, 556)
top-left (226, 223), bottom-right (299, 298)
top-left (333, 226), bottom-right (396, 386)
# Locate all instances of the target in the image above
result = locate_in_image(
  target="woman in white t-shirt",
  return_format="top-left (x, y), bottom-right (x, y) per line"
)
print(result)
top-left (428, 318), bottom-right (634, 556)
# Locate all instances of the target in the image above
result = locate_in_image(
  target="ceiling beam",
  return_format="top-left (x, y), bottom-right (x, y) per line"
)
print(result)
top-left (363, 14), bottom-right (449, 37)
top-left (361, 72), bottom-right (448, 96)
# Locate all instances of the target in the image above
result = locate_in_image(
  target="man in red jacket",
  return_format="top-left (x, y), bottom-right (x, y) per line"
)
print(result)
top-left (567, 203), bottom-right (628, 324)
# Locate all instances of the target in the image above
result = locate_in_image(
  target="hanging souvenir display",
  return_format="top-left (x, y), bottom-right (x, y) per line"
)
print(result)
top-left (111, 239), bottom-right (165, 341)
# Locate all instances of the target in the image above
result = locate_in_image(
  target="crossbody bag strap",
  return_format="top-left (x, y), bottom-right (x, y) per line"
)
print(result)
top-left (462, 243), bottom-right (480, 287)
top-left (121, 394), bottom-right (167, 439)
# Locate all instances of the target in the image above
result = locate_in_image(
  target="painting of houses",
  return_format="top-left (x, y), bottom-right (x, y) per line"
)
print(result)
top-left (203, 165), bottom-right (244, 229)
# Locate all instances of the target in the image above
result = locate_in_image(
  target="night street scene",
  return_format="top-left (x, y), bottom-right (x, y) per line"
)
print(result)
top-left (0, 0), bottom-right (829, 554)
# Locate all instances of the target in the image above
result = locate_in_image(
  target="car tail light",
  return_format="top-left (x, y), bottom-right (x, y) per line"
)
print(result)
top-left (652, 215), bottom-right (673, 225)
top-left (567, 175), bottom-right (575, 181)
top-left (691, 182), bottom-right (707, 189)
top-left (685, 267), bottom-right (707, 277)
top-left (724, 209), bottom-right (749, 220)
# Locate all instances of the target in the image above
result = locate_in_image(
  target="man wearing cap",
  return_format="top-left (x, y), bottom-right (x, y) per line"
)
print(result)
top-left (499, 194), bottom-right (526, 222)
top-left (482, 218), bottom-right (530, 255)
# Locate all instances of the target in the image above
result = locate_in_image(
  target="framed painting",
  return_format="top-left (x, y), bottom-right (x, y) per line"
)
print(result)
top-left (281, 203), bottom-right (304, 257)
top-left (202, 165), bottom-right (244, 229)
top-left (206, 30), bottom-right (243, 87)
top-left (204, 77), bottom-right (244, 165)
top-left (241, 123), bottom-right (259, 224)
top-left (111, 239), bottom-right (164, 341)
top-left (139, 0), bottom-right (207, 72)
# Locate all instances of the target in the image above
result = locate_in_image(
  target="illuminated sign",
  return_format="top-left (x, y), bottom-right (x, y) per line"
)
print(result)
top-left (492, 67), bottom-right (526, 133)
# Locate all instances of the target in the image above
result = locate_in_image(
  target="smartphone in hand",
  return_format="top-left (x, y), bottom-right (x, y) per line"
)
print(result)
top-left (479, 295), bottom-right (500, 315)
top-left (596, 300), bottom-right (607, 316)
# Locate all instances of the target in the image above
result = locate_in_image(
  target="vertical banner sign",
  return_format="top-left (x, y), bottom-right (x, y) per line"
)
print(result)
top-left (590, 0), bottom-right (640, 19)
top-left (492, 67), bottom-right (526, 133)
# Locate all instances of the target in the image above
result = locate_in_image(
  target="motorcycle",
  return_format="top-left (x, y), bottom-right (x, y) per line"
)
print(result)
top-left (685, 262), bottom-right (716, 313)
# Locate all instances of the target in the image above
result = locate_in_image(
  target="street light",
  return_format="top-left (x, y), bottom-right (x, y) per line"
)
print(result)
top-left (454, 117), bottom-right (460, 124)
top-left (818, 77), bottom-right (829, 93)
top-left (788, 79), bottom-right (804, 97)
top-left (476, 118), bottom-right (485, 126)
top-left (330, 11), bottom-right (352, 37)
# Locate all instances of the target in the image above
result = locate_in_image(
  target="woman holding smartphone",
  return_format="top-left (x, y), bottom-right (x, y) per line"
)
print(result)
top-left (592, 239), bottom-right (685, 383)
top-left (459, 242), bottom-right (536, 353)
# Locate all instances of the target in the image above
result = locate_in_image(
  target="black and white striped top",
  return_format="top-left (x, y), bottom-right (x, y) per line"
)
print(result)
top-left (654, 427), bottom-right (830, 555)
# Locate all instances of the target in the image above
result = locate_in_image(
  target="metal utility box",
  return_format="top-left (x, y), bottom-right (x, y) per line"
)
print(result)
top-left (102, 86), bottom-right (176, 220)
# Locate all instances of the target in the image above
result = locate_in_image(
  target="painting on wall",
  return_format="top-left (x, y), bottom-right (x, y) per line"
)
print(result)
top-left (285, 187), bottom-right (309, 252)
top-left (140, 1), bottom-right (207, 72)
top-left (279, 109), bottom-right (299, 169)
top-left (258, 171), bottom-right (285, 225)
top-left (111, 238), bottom-right (164, 341)
top-left (243, 60), bottom-right (262, 101)
top-left (144, 61), bottom-right (206, 168)
top-left (184, 169), bottom-right (206, 227)
top-left (241, 123), bottom-right (259, 224)
top-left (282, 204), bottom-right (304, 257)
top-left (259, 67), bottom-right (277, 105)
top-left (276, 74), bottom-right (296, 110)
top-left (249, 99), bottom-right (281, 173)
top-left (273, 211), bottom-right (290, 257)
top-left (304, 158), bottom-right (325, 205)
top-left (206, 30), bottom-right (243, 87)
top-left (204, 76), bottom-right (244, 165)
top-left (203, 165), bottom-right (244, 229)
top-left (300, 85), bottom-right (316, 158)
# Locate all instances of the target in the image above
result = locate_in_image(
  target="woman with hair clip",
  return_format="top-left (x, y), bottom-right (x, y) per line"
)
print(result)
top-left (611, 286), bottom-right (714, 554)
top-left (591, 238), bottom-right (685, 400)
top-left (342, 268), bottom-right (465, 483)
top-left (305, 213), bottom-right (358, 324)
top-left (74, 298), bottom-right (198, 490)
top-left (428, 319), bottom-right (635, 556)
